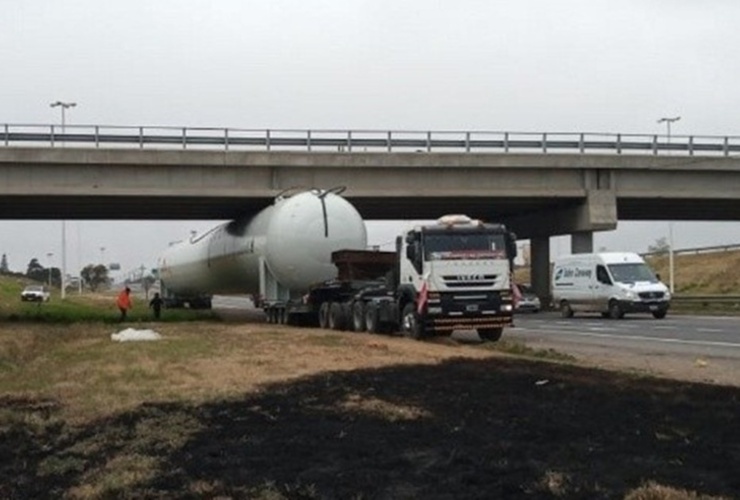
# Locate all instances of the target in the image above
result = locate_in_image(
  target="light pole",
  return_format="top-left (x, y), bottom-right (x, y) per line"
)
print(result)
top-left (657, 116), bottom-right (680, 294)
top-left (46, 252), bottom-right (54, 287)
top-left (50, 101), bottom-right (76, 300)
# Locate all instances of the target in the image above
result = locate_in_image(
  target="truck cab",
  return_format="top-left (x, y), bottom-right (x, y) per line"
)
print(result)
top-left (398, 215), bottom-right (517, 340)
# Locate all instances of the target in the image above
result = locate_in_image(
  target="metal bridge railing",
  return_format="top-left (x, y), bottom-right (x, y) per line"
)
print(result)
top-left (2, 124), bottom-right (740, 156)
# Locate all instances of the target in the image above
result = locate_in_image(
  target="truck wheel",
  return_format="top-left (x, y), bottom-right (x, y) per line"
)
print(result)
top-left (365, 302), bottom-right (380, 334)
top-left (352, 301), bottom-right (366, 332)
top-left (652, 310), bottom-right (667, 319)
top-left (319, 302), bottom-right (331, 329)
top-left (401, 303), bottom-right (426, 340)
top-left (560, 301), bottom-right (574, 318)
top-left (329, 302), bottom-right (346, 330)
top-left (478, 328), bottom-right (503, 342)
top-left (608, 300), bottom-right (624, 319)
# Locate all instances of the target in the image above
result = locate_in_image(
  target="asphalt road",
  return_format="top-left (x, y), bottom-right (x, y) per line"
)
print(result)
top-left (510, 312), bottom-right (740, 359)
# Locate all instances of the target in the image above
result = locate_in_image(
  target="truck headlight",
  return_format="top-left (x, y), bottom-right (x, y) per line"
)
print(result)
top-left (664, 291), bottom-right (671, 300)
top-left (624, 290), bottom-right (637, 300)
top-left (502, 304), bottom-right (513, 312)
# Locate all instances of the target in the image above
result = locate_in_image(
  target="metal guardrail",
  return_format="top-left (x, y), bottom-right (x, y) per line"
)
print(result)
top-left (2, 124), bottom-right (740, 156)
top-left (642, 243), bottom-right (740, 258)
top-left (672, 295), bottom-right (740, 306)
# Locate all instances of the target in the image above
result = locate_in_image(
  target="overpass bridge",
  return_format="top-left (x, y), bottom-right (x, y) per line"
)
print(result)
top-left (2, 124), bottom-right (740, 301)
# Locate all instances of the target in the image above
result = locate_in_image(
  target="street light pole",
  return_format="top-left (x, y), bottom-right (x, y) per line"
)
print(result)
top-left (657, 116), bottom-right (680, 294)
top-left (50, 101), bottom-right (77, 300)
top-left (46, 252), bottom-right (54, 287)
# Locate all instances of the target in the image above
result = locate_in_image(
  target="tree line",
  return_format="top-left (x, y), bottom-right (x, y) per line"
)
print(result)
top-left (0, 253), bottom-right (110, 291)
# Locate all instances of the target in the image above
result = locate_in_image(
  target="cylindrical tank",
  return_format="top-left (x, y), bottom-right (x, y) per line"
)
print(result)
top-left (158, 189), bottom-right (367, 298)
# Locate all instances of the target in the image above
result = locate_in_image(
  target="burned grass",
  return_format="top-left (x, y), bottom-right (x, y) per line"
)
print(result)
top-left (0, 322), bottom-right (738, 499)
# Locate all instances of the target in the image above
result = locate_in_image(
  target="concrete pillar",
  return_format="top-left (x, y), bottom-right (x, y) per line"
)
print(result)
top-left (571, 232), bottom-right (593, 254)
top-left (530, 236), bottom-right (551, 309)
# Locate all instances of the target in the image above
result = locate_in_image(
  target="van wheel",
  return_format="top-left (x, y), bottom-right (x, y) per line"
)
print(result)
top-left (608, 300), bottom-right (624, 319)
top-left (560, 301), bottom-right (574, 318)
top-left (652, 310), bottom-right (667, 319)
top-left (479, 328), bottom-right (503, 342)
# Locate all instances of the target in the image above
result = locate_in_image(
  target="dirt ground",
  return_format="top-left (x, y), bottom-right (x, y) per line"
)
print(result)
top-left (1, 319), bottom-right (739, 499)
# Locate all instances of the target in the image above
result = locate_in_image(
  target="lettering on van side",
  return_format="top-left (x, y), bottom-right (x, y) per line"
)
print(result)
top-left (554, 267), bottom-right (592, 281)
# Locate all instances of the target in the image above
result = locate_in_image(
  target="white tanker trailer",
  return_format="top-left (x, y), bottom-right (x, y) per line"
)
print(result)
top-left (160, 187), bottom-right (519, 342)
top-left (158, 187), bottom-right (367, 310)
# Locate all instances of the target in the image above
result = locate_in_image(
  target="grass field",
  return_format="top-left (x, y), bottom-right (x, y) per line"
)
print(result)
top-left (1, 253), bottom-right (739, 499)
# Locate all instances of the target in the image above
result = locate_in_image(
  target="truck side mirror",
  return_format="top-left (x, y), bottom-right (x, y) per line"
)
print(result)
top-left (507, 233), bottom-right (518, 259)
top-left (406, 244), bottom-right (417, 262)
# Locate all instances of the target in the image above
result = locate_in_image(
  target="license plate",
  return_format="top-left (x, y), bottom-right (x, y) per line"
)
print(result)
top-left (466, 304), bottom-right (479, 312)
top-left (649, 305), bottom-right (658, 311)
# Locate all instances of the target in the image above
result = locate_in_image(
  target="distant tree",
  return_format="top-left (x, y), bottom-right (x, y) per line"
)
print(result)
top-left (81, 264), bottom-right (109, 292)
top-left (0, 253), bottom-right (8, 274)
top-left (26, 258), bottom-right (46, 283)
top-left (647, 237), bottom-right (670, 255)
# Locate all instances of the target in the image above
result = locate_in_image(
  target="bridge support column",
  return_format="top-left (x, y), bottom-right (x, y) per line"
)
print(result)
top-left (529, 236), bottom-right (551, 310)
top-left (571, 232), bottom-right (593, 254)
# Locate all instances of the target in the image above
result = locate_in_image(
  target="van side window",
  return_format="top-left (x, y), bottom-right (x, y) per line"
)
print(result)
top-left (596, 265), bottom-right (611, 285)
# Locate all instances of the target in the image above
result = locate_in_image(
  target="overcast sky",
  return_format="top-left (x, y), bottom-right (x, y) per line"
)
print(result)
top-left (2, 0), bottom-right (740, 277)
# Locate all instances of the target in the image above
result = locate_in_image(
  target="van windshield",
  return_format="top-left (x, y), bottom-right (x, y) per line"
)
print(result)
top-left (607, 263), bottom-right (657, 284)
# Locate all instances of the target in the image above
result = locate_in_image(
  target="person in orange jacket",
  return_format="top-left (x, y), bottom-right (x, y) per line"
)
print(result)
top-left (117, 287), bottom-right (132, 322)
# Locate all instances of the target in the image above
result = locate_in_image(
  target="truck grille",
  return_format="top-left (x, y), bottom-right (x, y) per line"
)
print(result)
top-left (442, 274), bottom-right (497, 288)
top-left (638, 291), bottom-right (665, 299)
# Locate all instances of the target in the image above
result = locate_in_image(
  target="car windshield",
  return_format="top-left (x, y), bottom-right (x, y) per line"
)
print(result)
top-left (607, 263), bottom-right (657, 284)
top-left (24, 286), bottom-right (43, 291)
top-left (423, 232), bottom-right (507, 261)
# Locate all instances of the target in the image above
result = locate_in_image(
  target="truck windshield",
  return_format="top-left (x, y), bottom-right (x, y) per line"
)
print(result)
top-left (423, 232), bottom-right (507, 261)
top-left (607, 263), bottom-right (658, 284)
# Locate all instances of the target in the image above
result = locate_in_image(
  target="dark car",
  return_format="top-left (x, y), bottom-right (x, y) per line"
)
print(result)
top-left (515, 284), bottom-right (540, 313)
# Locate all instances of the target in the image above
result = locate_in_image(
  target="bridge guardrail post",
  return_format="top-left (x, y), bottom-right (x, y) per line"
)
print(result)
top-left (426, 131), bottom-right (431, 152)
top-left (224, 128), bottom-right (229, 151)
top-left (724, 137), bottom-right (729, 157)
top-left (348, 130), bottom-right (352, 152)
top-left (387, 131), bottom-right (392, 152)
top-left (139, 127), bottom-right (144, 149)
top-left (465, 132), bottom-right (470, 153)
top-left (652, 134), bottom-right (658, 155)
top-left (50, 125), bottom-right (55, 147)
top-left (689, 136), bottom-right (694, 156)
top-left (182, 128), bottom-right (187, 150)
top-left (579, 133), bottom-right (584, 153)
top-left (307, 130), bottom-right (311, 152)
top-left (617, 134), bottom-right (622, 154)
top-left (95, 125), bottom-right (99, 148)
top-left (504, 132), bottom-right (509, 153)
top-left (542, 133), bottom-right (547, 154)
top-left (4, 124), bottom-right (8, 147)
top-left (266, 129), bottom-right (271, 151)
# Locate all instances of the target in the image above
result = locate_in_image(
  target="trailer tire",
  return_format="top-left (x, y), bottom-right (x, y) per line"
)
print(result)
top-left (352, 301), bottom-right (366, 332)
top-left (478, 327), bottom-right (503, 342)
top-left (401, 303), bottom-right (426, 340)
top-left (365, 302), bottom-right (380, 334)
top-left (329, 302), bottom-right (346, 330)
top-left (319, 302), bottom-right (331, 329)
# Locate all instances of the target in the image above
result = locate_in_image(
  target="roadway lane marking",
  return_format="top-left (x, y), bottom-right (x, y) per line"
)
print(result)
top-left (696, 328), bottom-right (724, 333)
top-left (515, 328), bottom-right (740, 349)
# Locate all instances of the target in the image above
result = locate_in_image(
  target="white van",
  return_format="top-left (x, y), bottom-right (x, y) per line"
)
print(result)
top-left (552, 252), bottom-right (671, 319)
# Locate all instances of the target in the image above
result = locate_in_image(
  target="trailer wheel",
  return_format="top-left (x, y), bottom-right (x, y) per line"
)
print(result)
top-left (401, 303), bottom-right (426, 340)
top-left (329, 302), bottom-right (346, 330)
top-left (478, 327), bottom-right (503, 342)
top-left (352, 301), bottom-right (366, 332)
top-left (319, 302), bottom-right (331, 329)
top-left (365, 302), bottom-right (380, 334)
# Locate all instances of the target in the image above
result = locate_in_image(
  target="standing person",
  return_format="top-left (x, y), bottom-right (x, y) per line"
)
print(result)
top-left (117, 287), bottom-right (132, 322)
top-left (149, 292), bottom-right (164, 320)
